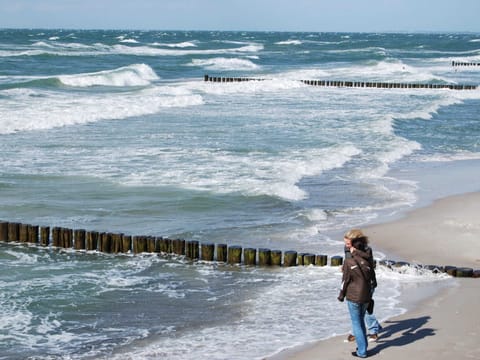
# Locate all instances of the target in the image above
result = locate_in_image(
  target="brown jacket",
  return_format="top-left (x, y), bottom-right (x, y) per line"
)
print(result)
top-left (339, 252), bottom-right (373, 304)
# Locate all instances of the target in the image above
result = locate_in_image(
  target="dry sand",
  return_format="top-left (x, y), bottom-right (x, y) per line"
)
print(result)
top-left (267, 192), bottom-right (480, 360)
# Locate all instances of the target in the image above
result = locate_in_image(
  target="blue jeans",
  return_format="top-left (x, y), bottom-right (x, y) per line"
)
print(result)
top-left (347, 300), bottom-right (368, 357)
top-left (365, 288), bottom-right (381, 335)
top-left (365, 311), bottom-right (381, 335)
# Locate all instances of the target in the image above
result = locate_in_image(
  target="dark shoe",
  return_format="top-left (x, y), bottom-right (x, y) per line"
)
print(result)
top-left (351, 351), bottom-right (367, 358)
top-left (368, 333), bottom-right (378, 342)
top-left (347, 334), bottom-right (355, 342)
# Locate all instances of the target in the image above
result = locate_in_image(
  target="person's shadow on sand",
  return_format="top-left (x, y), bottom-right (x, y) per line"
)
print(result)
top-left (369, 316), bottom-right (435, 356)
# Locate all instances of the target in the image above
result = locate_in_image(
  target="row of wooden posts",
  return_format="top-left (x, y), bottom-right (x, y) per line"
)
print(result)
top-left (203, 75), bottom-right (477, 90)
top-left (452, 61), bottom-right (480, 67)
top-left (0, 220), bottom-right (331, 266)
top-left (0, 220), bottom-right (478, 277)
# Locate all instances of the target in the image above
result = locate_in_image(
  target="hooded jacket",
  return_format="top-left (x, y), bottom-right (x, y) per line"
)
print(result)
top-left (338, 251), bottom-right (374, 304)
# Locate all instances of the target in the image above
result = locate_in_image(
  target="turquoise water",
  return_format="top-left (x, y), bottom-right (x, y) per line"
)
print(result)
top-left (0, 29), bottom-right (478, 359)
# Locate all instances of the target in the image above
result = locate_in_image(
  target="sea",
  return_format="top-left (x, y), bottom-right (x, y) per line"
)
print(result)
top-left (1, 29), bottom-right (480, 360)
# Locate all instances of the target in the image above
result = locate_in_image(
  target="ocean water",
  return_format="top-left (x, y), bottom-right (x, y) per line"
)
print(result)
top-left (1, 29), bottom-right (479, 359)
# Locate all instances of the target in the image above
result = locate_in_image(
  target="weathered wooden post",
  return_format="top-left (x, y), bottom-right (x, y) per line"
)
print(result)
top-left (0, 221), bottom-right (9, 241)
top-left (258, 248), bottom-right (271, 266)
top-left (121, 234), bottom-right (132, 253)
top-left (159, 238), bottom-right (172, 253)
top-left (201, 243), bottom-right (215, 261)
top-left (297, 253), bottom-right (305, 266)
top-left (244, 248), bottom-right (256, 266)
top-left (331, 255), bottom-right (343, 266)
top-left (227, 245), bottom-right (242, 264)
top-left (19, 223), bottom-right (29, 242)
top-left (283, 251), bottom-right (297, 267)
top-left (456, 267), bottom-right (473, 277)
top-left (111, 233), bottom-right (123, 253)
top-left (271, 250), bottom-right (282, 266)
top-left (146, 236), bottom-right (156, 253)
top-left (86, 231), bottom-right (98, 251)
top-left (52, 227), bottom-right (61, 247)
top-left (62, 228), bottom-right (73, 248)
top-left (303, 253), bottom-right (316, 266)
top-left (186, 240), bottom-right (199, 260)
top-left (27, 225), bottom-right (39, 244)
top-left (74, 229), bottom-right (86, 250)
top-left (315, 254), bottom-right (328, 266)
top-left (40, 226), bottom-right (50, 246)
top-left (99, 232), bottom-right (112, 253)
top-left (8, 222), bottom-right (20, 242)
top-left (444, 265), bottom-right (457, 276)
top-left (216, 244), bottom-right (227, 262)
top-left (133, 236), bottom-right (147, 254)
top-left (172, 239), bottom-right (185, 255)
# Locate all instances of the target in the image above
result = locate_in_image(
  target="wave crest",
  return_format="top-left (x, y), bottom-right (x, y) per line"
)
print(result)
top-left (58, 64), bottom-right (159, 87)
top-left (190, 57), bottom-right (259, 70)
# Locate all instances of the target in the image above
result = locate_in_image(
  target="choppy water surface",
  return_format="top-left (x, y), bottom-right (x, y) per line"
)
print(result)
top-left (1, 30), bottom-right (478, 359)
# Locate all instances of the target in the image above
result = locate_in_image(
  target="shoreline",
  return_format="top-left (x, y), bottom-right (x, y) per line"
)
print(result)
top-left (267, 191), bottom-right (480, 360)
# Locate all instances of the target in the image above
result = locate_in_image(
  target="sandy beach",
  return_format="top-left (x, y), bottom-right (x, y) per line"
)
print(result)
top-left (268, 191), bottom-right (480, 360)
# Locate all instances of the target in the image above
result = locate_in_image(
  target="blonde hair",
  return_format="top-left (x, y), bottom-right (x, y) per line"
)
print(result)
top-left (344, 229), bottom-right (369, 245)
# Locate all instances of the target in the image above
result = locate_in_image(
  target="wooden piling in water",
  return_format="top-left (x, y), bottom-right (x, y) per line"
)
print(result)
top-left (132, 235), bottom-right (147, 254)
top-left (315, 254), bottom-right (328, 266)
top-left (19, 223), bottom-right (29, 242)
top-left (112, 233), bottom-right (123, 253)
top-left (331, 255), bottom-right (343, 266)
top-left (227, 245), bottom-right (242, 264)
top-left (216, 243), bottom-right (227, 262)
top-left (99, 232), bottom-right (112, 253)
top-left (27, 225), bottom-right (38, 244)
top-left (52, 227), bottom-right (61, 247)
top-left (258, 248), bottom-right (271, 266)
top-left (201, 243), bottom-right (215, 261)
top-left (0, 221), bottom-right (8, 242)
top-left (186, 240), bottom-right (199, 260)
top-left (284, 251), bottom-right (297, 267)
top-left (172, 238), bottom-right (185, 255)
top-left (121, 234), bottom-right (132, 253)
top-left (8, 222), bottom-right (20, 242)
top-left (40, 226), bottom-right (49, 246)
top-left (146, 236), bottom-right (156, 253)
top-left (244, 248), bottom-right (256, 266)
top-left (303, 253), bottom-right (316, 266)
top-left (86, 231), bottom-right (98, 251)
top-left (271, 250), bottom-right (282, 266)
top-left (74, 229), bottom-right (86, 250)
top-left (159, 237), bottom-right (171, 253)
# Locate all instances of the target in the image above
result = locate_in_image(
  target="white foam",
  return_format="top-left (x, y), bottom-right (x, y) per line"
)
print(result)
top-left (275, 40), bottom-right (302, 45)
top-left (108, 265), bottom-right (448, 360)
top-left (118, 145), bottom-right (361, 202)
top-left (152, 41), bottom-right (197, 48)
top-left (58, 63), bottom-right (159, 87)
top-left (0, 41), bottom-right (263, 58)
top-left (189, 57), bottom-right (259, 70)
top-left (0, 85), bottom-right (203, 134)
top-left (120, 38), bottom-right (139, 44)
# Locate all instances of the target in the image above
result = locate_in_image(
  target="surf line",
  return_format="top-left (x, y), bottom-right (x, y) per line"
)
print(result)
top-left (204, 74), bottom-right (478, 90)
top-left (0, 220), bottom-right (478, 278)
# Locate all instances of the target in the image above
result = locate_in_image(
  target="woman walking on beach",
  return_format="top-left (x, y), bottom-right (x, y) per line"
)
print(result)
top-left (338, 229), bottom-right (376, 358)
top-left (344, 233), bottom-right (381, 342)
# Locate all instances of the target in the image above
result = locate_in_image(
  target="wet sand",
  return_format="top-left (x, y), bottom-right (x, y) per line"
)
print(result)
top-left (267, 192), bottom-right (480, 360)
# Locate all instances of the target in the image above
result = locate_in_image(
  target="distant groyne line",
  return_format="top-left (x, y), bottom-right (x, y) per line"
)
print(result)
top-left (203, 74), bottom-right (477, 90)
top-left (452, 61), bottom-right (480, 67)
top-left (1, 220), bottom-right (478, 278)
